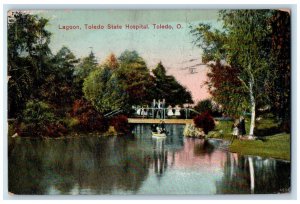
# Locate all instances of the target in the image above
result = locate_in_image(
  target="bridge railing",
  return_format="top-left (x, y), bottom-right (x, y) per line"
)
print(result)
top-left (104, 108), bottom-right (122, 118)
top-left (132, 107), bottom-right (199, 119)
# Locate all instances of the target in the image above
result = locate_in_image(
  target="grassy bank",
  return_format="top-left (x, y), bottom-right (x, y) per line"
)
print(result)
top-left (209, 118), bottom-right (291, 161)
top-left (229, 133), bottom-right (290, 161)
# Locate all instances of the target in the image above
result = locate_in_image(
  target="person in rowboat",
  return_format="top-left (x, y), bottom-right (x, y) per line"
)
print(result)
top-left (159, 120), bottom-right (166, 133)
top-left (151, 124), bottom-right (157, 132)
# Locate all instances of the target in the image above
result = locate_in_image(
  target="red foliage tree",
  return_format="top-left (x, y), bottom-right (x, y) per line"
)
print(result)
top-left (205, 61), bottom-right (248, 117)
top-left (72, 99), bottom-right (108, 132)
top-left (193, 112), bottom-right (215, 134)
top-left (44, 123), bottom-right (68, 137)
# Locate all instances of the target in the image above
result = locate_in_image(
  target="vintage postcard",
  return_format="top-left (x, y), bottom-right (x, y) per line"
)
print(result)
top-left (7, 9), bottom-right (291, 195)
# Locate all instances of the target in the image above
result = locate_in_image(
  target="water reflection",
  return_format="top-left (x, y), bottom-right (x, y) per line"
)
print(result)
top-left (152, 138), bottom-right (168, 178)
top-left (216, 153), bottom-right (291, 194)
top-left (9, 137), bottom-right (151, 195)
top-left (8, 124), bottom-right (290, 195)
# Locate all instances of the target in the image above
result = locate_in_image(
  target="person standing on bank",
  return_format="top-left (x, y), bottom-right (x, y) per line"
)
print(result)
top-left (232, 119), bottom-right (239, 138)
top-left (238, 116), bottom-right (246, 137)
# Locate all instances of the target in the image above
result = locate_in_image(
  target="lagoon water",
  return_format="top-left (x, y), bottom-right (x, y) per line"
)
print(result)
top-left (8, 124), bottom-right (290, 195)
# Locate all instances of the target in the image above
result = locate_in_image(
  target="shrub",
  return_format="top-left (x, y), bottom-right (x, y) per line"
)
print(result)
top-left (62, 117), bottom-right (80, 130)
top-left (193, 111), bottom-right (215, 134)
top-left (71, 99), bottom-right (108, 132)
top-left (18, 100), bottom-right (68, 137)
top-left (23, 100), bottom-right (55, 125)
top-left (21, 100), bottom-right (58, 137)
top-left (194, 99), bottom-right (223, 117)
top-left (44, 122), bottom-right (67, 137)
top-left (110, 115), bottom-right (131, 134)
top-left (194, 99), bottom-right (213, 114)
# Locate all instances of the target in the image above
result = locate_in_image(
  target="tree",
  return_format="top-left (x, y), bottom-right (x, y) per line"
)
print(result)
top-left (83, 54), bottom-right (126, 113)
top-left (105, 53), bottom-right (119, 69)
top-left (193, 112), bottom-right (215, 134)
top-left (191, 10), bottom-right (280, 136)
top-left (71, 99), bottom-right (108, 131)
top-left (21, 100), bottom-right (67, 137)
top-left (74, 51), bottom-right (98, 97)
top-left (222, 10), bottom-right (273, 136)
top-left (204, 61), bottom-right (249, 117)
top-left (152, 62), bottom-right (193, 105)
top-left (194, 99), bottom-right (213, 114)
top-left (39, 46), bottom-right (78, 110)
top-left (8, 11), bottom-right (52, 117)
top-left (75, 51), bottom-right (98, 79)
top-left (267, 11), bottom-right (291, 131)
top-left (118, 50), bottom-right (145, 65)
top-left (116, 50), bottom-right (155, 107)
top-left (83, 66), bottom-right (124, 113)
top-left (83, 51), bottom-right (158, 113)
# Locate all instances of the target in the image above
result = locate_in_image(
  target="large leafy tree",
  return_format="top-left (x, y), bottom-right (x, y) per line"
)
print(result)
top-left (8, 11), bottom-right (52, 117)
top-left (83, 54), bottom-right (126, 113)
top-left (152, 62), bottom-right (193, 105)
top-left (116, 50), bottom-right (155, 107)
top-left (39, 46), bottom-right (78, 110)
top-left (222, 10), bottom-right (273, 137)
top-left (191, 10), bottom-right (290, 136)
top-left (267, 11), bottom-right (291, 131)
top-left (204, 61), bottom-right (249, 117)
top-left (83, 51), bottom-right (156, 113)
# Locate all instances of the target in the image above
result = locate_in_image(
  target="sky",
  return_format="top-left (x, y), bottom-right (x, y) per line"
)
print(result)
top-left (29, 10), bottom-right (221, 103)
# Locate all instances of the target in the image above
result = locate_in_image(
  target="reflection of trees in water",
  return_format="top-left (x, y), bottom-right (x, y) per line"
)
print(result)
top-left (8, 139), bottom-right (49, 194)
top-left (9, 136), bottom-right (151, 195)
top-left (193, 139), bottom-right (215, 157)
top-left (152, 138), bottom-right (168, 178)
top-left (9, 125), bottom-right (185, 195)
top-left (216, 153), bottom-right (291, 194)
top-left (9, 126), bottom-right (290, 195)
top-left (251, 157), bottom-right (290, 193)
top-left (166, 124), bottom-right (184, 148)
top-left (134, 124), bottom-right (183, 178)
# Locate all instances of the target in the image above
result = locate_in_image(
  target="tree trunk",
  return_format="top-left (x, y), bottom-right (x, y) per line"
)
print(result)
top-left (249, 80), bottom-right (255, 137)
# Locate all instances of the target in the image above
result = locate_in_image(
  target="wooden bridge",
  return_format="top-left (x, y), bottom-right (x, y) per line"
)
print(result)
top-left (128, 118), bottom-right (194, 124)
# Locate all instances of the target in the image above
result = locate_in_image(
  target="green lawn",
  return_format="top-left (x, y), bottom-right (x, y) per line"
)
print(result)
top-left (209, 118), bottom-right (291, 161)
top-left (229, 133), bottom-right (290, 161)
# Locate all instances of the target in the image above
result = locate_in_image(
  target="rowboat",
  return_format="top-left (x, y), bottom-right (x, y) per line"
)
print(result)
top-left (152, 132), bottom-right (167, 138)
